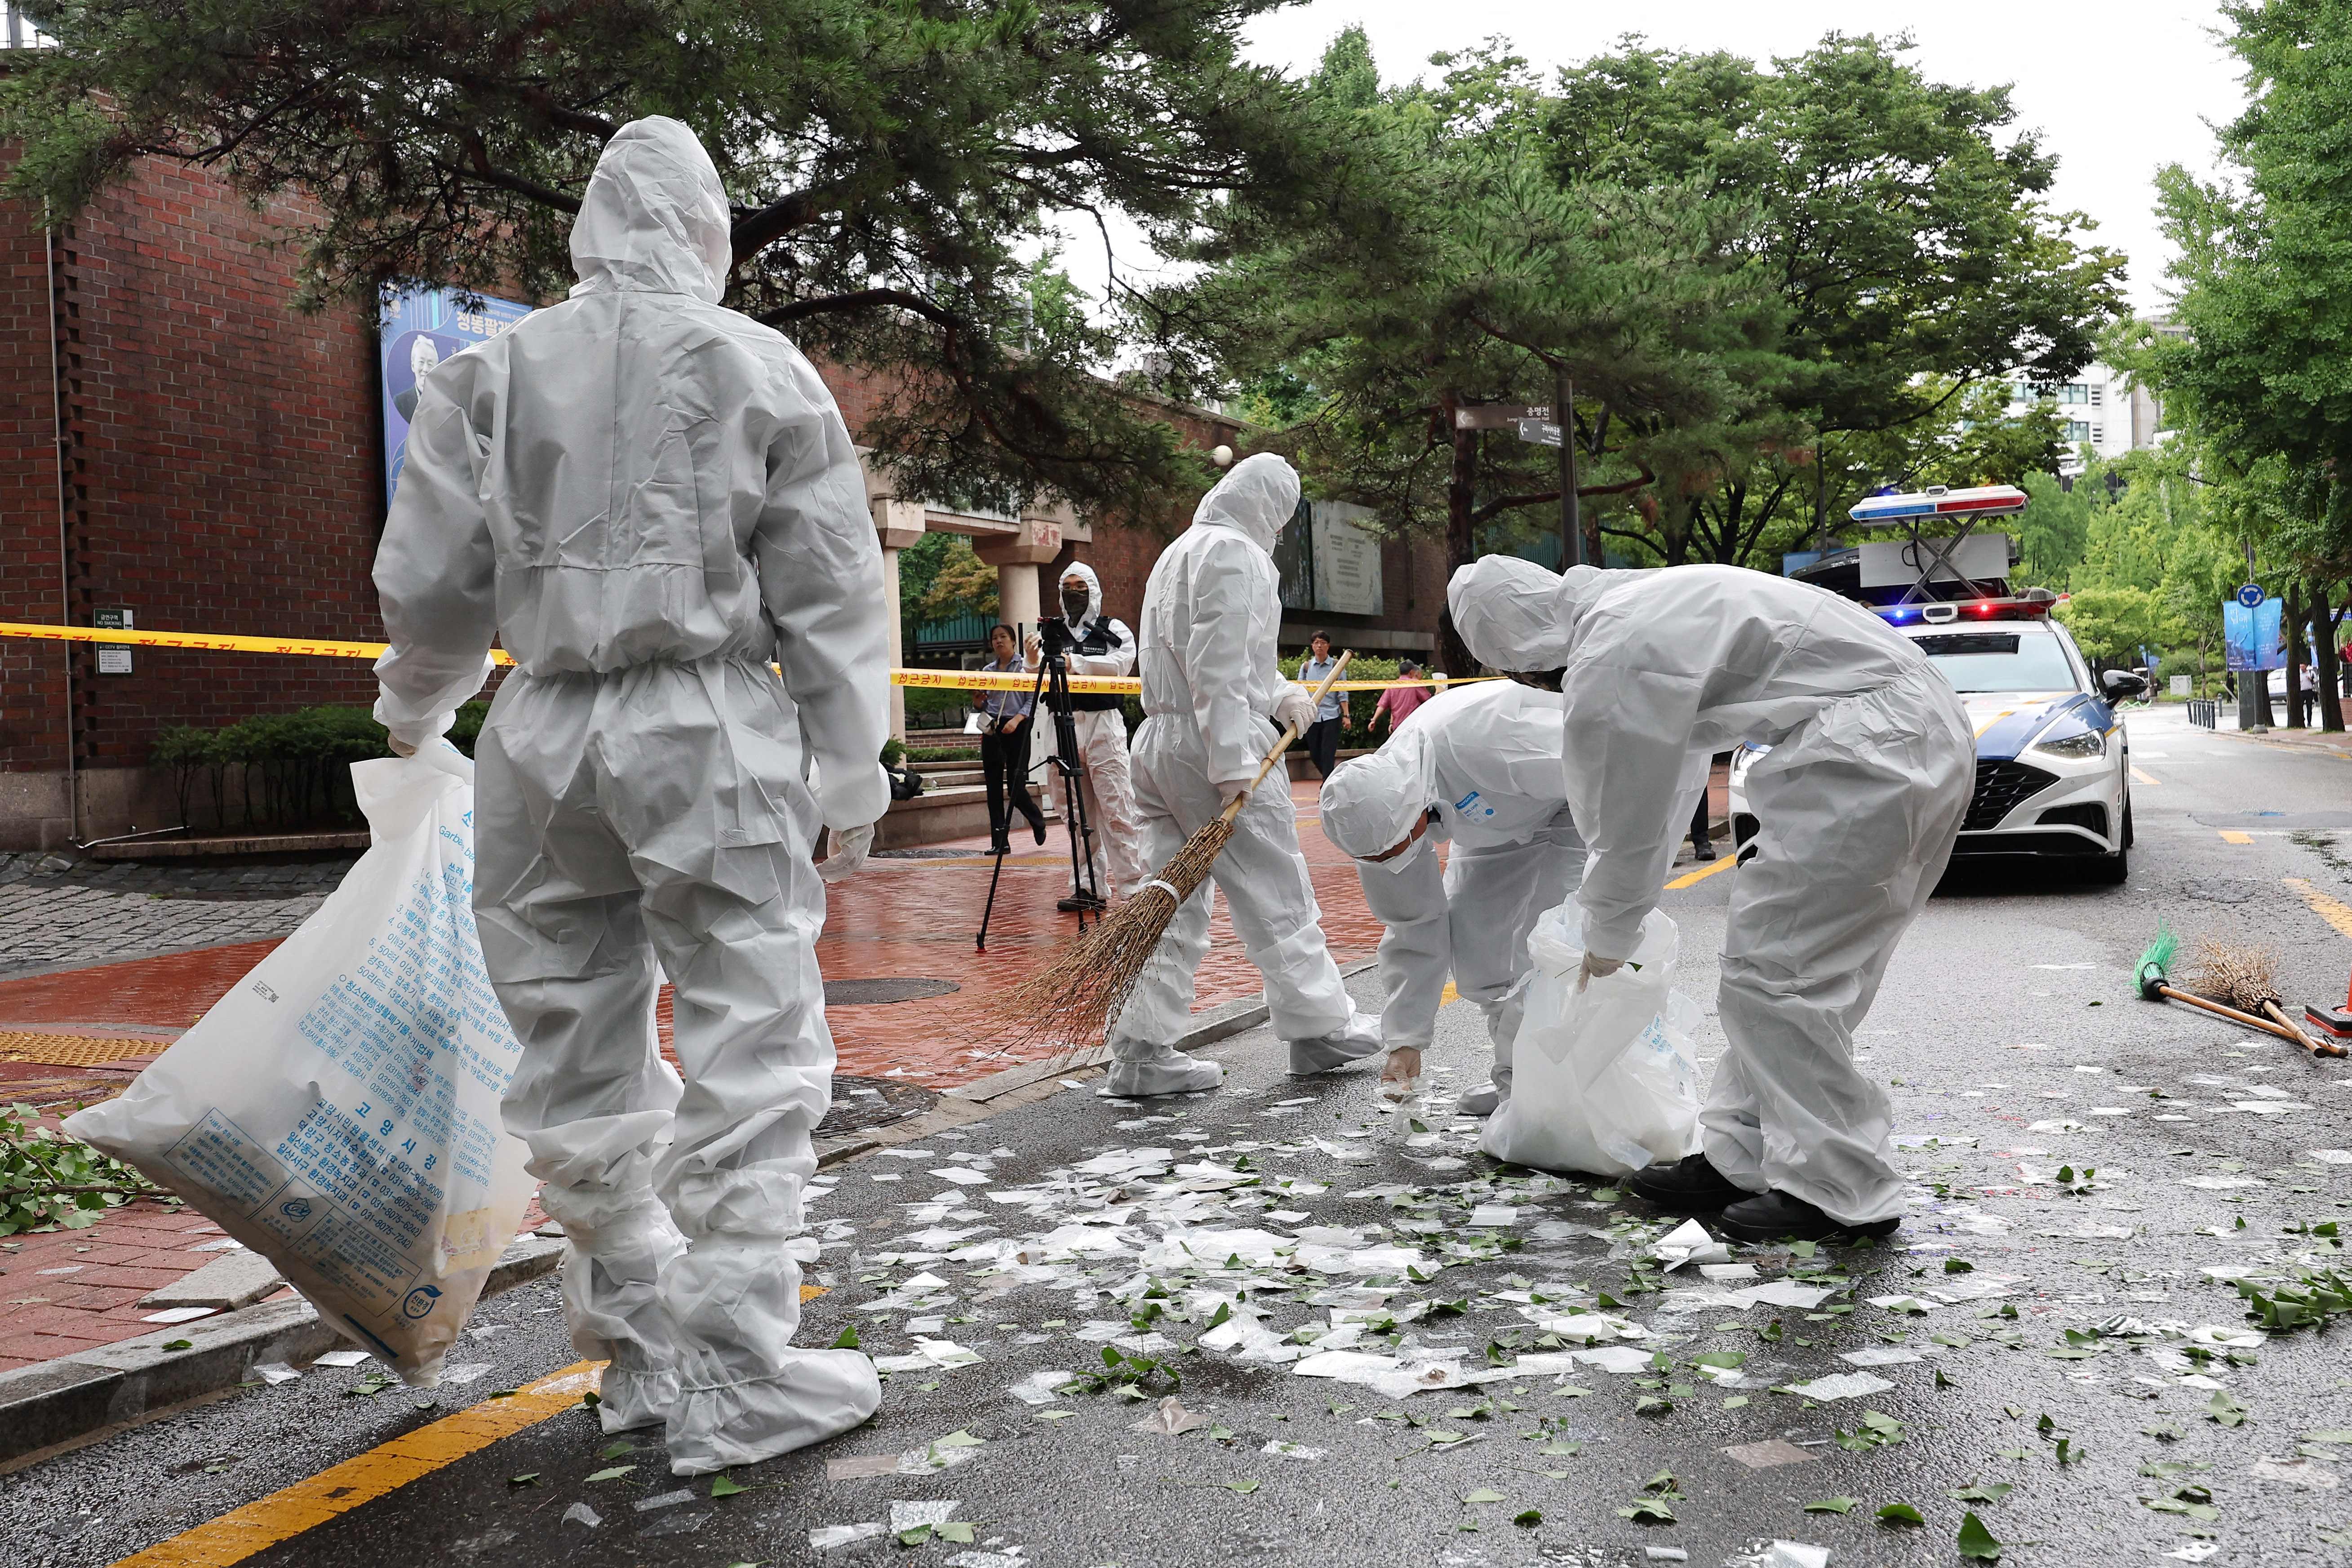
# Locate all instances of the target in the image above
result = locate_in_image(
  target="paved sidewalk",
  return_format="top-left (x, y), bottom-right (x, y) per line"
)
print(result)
top-left (0, 852), bottom-right (346, 978)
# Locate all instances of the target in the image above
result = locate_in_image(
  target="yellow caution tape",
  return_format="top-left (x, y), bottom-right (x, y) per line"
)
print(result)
top-left (0, 621), bottom-right (1491, 692)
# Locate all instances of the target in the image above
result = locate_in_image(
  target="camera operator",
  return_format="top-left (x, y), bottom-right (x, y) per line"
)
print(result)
top-left (979, 623), bottom-right (1048, 854)
top-left (1026, 562), bottom-right (1147, 910)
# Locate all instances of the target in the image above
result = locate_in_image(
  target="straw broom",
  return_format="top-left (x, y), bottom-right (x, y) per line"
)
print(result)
top-left (2187, 933), bottom-right (2345, 1057)
top-left (978, 652), bottom-right (1354, 1053)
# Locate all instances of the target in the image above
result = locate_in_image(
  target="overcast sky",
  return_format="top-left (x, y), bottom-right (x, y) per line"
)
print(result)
top-left (1236, 0), bottom-right (2251, 315)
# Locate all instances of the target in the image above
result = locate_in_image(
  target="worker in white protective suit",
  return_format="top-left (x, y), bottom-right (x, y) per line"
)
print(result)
top-left (372, 116), bottom-right (885, 1473)
top-left (1108, 453), bottom-right (1383, 1096)
top-left (1028, 560), bottom-right (1148, 911)
top-left (1447, 557), bottom-right (1972, 1243)
top-left (1318, 680), bottom-right (1587, 1116)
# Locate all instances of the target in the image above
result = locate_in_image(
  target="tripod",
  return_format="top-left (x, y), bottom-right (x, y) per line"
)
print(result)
top-left (976, 623), bottom-right (1102, 951)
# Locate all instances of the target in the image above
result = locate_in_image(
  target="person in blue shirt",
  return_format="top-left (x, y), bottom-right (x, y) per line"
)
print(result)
top-left (1299, 631), bottom-right (1345, 779)
top-left (978, 623), bottom-right (1048, 853)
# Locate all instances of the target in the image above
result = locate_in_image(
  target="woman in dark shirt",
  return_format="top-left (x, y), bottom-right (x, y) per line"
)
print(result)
top-left (979, 623), bottom-right (1048, 853)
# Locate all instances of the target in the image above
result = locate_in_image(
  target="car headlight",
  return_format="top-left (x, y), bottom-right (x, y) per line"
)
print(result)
top-left (2029, 716), bottom-right (2107, 761)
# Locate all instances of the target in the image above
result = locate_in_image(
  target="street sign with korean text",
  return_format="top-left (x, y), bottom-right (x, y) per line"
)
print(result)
top-left (1454, 405), bottom-right (1550, 431)
top-left (1515, 419), bottom-right (1562, 448)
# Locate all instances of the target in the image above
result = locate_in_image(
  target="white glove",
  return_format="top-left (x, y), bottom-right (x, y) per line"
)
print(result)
top-left (817, 822), bottom-right (873, 884)
top-left (1576, 951), bottom-right (1625, 992)
top-left (1275, 687), bottom-right (1318, 733)
top-left (386, 713), bottom-right (453, 758)
top-left (1217, 778), bottom-right (1251, 810)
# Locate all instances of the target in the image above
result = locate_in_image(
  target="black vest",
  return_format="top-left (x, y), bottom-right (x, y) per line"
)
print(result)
top-left (1069, 617), bottom-right (1126, 711)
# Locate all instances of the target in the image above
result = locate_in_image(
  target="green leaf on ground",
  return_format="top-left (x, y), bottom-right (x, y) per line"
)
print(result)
top-left (827, 1325), bottom-right (860, 1350)
top-left (710, 1475), bottom-right (746, 1498)
top-left (507, 1473), bottom-right (539, 1488)
top-left (1804, 1497), bottom-right (1859, 1514)
top-left (1948, 1482), bottom-right (2013, 1504)
top-left (1877, 1503), bottom-right (1926, 1527)
top-left (1461, 1489), bottom-right (1505, 1504)
top-left (1958, 1511), bottom-right (2005, 1560)
top-left (584, 1466), bottom-right (635, 1482)
top-left (1616, 1499), bottom-right (1675, 1524)
top-left (1513, 1509), bottom-right (1542, 1527)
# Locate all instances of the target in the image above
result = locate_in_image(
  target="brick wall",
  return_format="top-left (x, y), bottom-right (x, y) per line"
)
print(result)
top-left (0, 152), bottom-right (383, 845)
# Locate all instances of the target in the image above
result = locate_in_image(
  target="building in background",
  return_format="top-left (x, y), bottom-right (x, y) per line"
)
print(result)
top-left (0, 128), bottom-right (1445, 847)
top-left (1997, 357), bottom-right (2172, 478)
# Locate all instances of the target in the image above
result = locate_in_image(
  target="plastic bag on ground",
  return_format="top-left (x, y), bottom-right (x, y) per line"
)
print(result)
top-left (1482, 902), bottom-right (1701, 1177)
top-left (65, 746), bottom-right (533, 1385)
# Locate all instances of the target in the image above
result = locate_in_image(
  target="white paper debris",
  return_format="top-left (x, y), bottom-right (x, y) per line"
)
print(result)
top-left (142, 1307), bottom-right (217, 1324)
top-left (2180, 1174), bottom-right (2263, 1190)
top-left (250, 1361), bottom-right (300, 1385)
top-left (1766, 1543), bottom-right (1830, 1568)
top-left (1781, 1372), bottom-right (1896, 1401)
top-left (1261, 1439), bottom-right (1327, 1461)
top-left (563, 1502), bottom-right (601, 1527)
top-left (1467, 1204), bottom-right (1518, 1227)
top-left (313, 1349), bottom-right (372, 1368)
top-left (1007, 1369), bottom-right (1071, 1406)
top-left (810, 1524), bottom-right (887, 1550)
top-left (889, 1500), bottom-right (961, 1531)
top-left (1837, 1347), bottom-right (1921, 1366)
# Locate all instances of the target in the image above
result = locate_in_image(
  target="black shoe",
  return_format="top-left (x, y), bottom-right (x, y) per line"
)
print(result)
top-left (1028, 814), bottom-right (1048, 846)
top-left (1691, 839), bottom-right (1717, 862)
top-left (1057, 892), bottom-right (1107, 914)
top-left (989, 831), bottom-right (1012, 857)
top-left (1717, 1190), bottom-right (1900, 1244)
top-left (1627, 1153), bottom-right (1748, 1211)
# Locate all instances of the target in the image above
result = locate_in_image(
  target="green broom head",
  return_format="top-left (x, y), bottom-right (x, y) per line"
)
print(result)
top-left (2136, 922), bottom-right (2177, 1001)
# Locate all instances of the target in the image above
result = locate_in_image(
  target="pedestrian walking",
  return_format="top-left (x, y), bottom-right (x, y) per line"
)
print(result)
top-left (1367, 658), bottom-right (1435, 734)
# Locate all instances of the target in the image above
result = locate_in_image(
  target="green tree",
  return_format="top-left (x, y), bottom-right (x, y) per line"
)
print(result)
top-left (1544, 35), bottom-right (2125, 555)
top-left (0, 0), bottom-right (1375, 521)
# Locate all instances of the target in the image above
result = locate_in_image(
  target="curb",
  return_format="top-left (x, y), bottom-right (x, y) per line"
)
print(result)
top-left (0, 1234), bottom-right (565, 1473)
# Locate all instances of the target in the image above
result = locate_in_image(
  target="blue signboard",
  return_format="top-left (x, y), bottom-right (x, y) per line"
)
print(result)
top-left (2224, 595), bottom-right (2284, 672)
top-left (2236, 582), bottom-right (2266, 609)
top-left (378, 287), bottom-right (533, 504)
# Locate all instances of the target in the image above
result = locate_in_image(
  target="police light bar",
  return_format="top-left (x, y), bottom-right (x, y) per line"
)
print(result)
top-left (1848, 484), bottom-right (2030, 524)
top-left (1876, 589), bottom-right (2057, 624)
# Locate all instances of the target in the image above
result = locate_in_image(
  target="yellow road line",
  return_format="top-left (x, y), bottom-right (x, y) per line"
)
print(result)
top-left (1440, 982), bottom-right (1459, 1006)
top-left (1665, 855), bottom-right (1738, 890)
top-left (2219, 830), bottom-right (2254, 845)
top-left (2285, 878), bottom-right (2352, 942)
top-left (112, 1361), bottom-right (605, 1568)
top-left (2130, 766), bottom-right (2161, 786)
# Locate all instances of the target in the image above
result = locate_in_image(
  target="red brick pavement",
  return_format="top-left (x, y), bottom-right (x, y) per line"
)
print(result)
top-left (0, 780), bottom-right (1380, 1372)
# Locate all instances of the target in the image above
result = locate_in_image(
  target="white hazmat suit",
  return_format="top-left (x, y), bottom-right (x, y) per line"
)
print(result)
top-left (1447, 558), bottom-right (1971, 1230)
top-left (1046, 560), bottom-right (1149, 902)
top-left (1108, 454), bottom-right (1382, 1095)
top-left (373, 117), bottom-right (885, 1472)
top-left (1319, 681), bottom-right (1587, 1115)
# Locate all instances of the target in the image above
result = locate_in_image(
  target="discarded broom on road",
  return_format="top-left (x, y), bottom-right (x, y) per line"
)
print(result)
top-left (977, 653), bottom-right (1353, 1053)
top-left (2134, 922), bottom-right (2345, 1056)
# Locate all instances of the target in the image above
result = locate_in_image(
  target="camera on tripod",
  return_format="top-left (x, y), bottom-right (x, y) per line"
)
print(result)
top-left (1036, 615), bottom-right (1076, 660)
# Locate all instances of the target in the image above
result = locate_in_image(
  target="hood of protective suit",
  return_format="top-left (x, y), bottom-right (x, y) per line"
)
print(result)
top-left (570, 117), bottom-right (734, 305)
top-left (1192, 453), bottom-right (1300, 554)
top-left (1320, 729), bottom-right (1435, 858)
top-left (1059, 559), bottom-right (1104, 627)
top-left (1447, 556), bottom-right (1592, 672)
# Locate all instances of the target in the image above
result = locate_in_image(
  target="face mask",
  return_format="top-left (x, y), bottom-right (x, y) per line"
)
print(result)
top-left (1364, 832), bottom-right (1432, 875)
top-left (1060, 586), bottom-right (1091, 622)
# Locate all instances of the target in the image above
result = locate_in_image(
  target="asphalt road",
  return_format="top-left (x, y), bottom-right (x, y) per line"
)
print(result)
top-left (11, 705), bottom-right (2352, 1568)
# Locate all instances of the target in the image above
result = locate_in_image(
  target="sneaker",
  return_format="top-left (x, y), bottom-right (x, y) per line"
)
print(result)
top-left (1056, 892), bottom-right (1107, 913)
top-left (1626, 1153), bottom-right (1748, 1211)
top-left (1456, 1081), bottom-right (1504, 1117)
top-left (1717, 1190), bottom-right (1900, 1244)
top-left (1287, 1009), bottom-right (1382, 1075)
top-left (1104, 1044), bottom-right (1223, 1097)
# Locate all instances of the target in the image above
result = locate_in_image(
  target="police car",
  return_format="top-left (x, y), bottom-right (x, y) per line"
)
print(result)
top-left (1727, 487), bottom-right (2140, 882)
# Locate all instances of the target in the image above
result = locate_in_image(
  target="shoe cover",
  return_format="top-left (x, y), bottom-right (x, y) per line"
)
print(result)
top-left (665, 1347), bottom-right (881, 1475)
top-left (1105, 1041), bottom-right (1223, 1097)
top-left (539, 1185), bottom-right (688, 1433)
top-left (1287, 1009), bottom-right (1382, 1075)
top-left (1457, 1080), bottom-right (1503, 1117)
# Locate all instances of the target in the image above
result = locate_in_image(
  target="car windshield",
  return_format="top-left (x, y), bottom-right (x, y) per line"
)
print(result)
top-left (1908, 630), bottom-right (2080, 693)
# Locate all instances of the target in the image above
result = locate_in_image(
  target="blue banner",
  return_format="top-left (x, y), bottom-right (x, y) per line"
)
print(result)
top-left (2223, 595), bottom-right (2284, 671)
top-left (379, 287), bottom-right (533, 505)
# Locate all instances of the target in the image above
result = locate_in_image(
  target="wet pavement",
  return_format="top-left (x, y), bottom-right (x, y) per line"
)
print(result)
top-left (9, 708), bottom-right (2352, 1567)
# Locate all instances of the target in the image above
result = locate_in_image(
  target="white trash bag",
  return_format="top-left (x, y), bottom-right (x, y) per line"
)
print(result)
top-left (66, 744), bottom-right (532, 1385)
top-left (1482, 902), bottom-right (1703, 1178)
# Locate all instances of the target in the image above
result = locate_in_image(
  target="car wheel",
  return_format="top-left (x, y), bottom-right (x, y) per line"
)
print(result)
top-left (2082, 846), bottom-right (2129, 885)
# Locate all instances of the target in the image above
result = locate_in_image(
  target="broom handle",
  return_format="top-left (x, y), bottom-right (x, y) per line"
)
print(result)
top-left (2261, 998), bottom-right (2347, 1057)
top-left (1219, 651), bottom-right (1354, 824)
top-left (2160, 983), bottom-right (2305, 1044)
